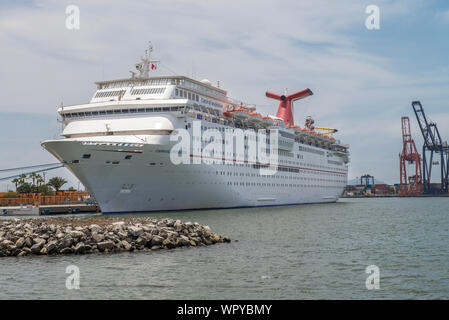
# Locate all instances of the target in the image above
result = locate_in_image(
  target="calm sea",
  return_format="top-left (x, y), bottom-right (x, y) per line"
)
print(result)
top-left (0, 197), bottom-right (448, 299)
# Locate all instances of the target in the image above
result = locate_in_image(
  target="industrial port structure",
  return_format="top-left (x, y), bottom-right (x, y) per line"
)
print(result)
top-left (399, 101), bottom-right (449, 196)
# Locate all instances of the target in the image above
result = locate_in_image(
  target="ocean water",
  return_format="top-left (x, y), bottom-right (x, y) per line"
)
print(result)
top-left (0, 197), bottom-right (448, 299)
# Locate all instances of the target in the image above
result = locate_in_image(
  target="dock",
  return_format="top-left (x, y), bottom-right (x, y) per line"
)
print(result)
top-left (1, 203), bottom-right (100, 216)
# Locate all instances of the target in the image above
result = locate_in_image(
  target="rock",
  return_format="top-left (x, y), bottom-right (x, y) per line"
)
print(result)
top-left (33, 238), bottom-right (46, 245)
top-left (74, 242), bottom-right (86, 254)
top-left (121, 240), bottom-right (132, 251)
top-left (92, 233), bottom-right (104, 243)
top-left (17, 250), bottom-right (29, 257)
top-left (128, 226), bottom-right (143, 237)
top-left (25, 237), bottom-right (33, 248)
top-left (150, 245), bottom-right (160, 250)
top-left (89, 224), bottom-right (101, 232)
top-left (61, 236), bottom-right (73, 248)
top-left (70, 231), bottom-right (85, 239)
top-left (0, 239), bottom-right (14, 249)
top-left (97, 241), bottom-right (114, 251)
top-left (60, 247), bottom-right (74, 254)
top-left (150, 235), bottom-right (164, 245)
top-left (112, 221), bottom-right (125, 227)
top-left (15, 237), bottom-right (26, 249)
top-left (40, 247), bottom-right (48, 255)
top-left (135, 237), bottom-right (147, 247)
top-left (31, 242), bottom-right (44, 254)
top-left (46, 242), bottom-right (57, 254)
top-left (179, 235), bottom-right (191, 246)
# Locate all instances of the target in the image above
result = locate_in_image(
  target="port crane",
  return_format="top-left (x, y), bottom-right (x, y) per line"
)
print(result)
top-left (399, 116), bottom-right (423, 195)
top-left (412, 101), bottom-right (449, 194)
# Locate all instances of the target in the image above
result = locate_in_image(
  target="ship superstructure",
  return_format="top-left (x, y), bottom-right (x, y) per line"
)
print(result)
top-left (42, 44), bottom-right (349, 213)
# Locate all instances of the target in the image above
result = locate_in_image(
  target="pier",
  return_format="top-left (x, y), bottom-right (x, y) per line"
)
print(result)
top-left (1, 203), bottom-right (100, 216)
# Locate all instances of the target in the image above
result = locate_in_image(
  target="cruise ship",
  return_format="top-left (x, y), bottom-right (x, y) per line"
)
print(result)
top-left (42, 44), bottom-right (349, 213)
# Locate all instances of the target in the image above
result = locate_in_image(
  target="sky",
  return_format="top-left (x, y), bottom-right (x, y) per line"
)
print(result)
top-left (1, 0), bottom-right (449, 190)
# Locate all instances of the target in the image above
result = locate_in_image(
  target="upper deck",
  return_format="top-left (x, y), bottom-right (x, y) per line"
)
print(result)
top-left (90, 76), bottom-right (228, 104)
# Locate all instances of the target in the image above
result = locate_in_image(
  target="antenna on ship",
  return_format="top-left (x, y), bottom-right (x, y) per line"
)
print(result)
top-left (130, 41), bottom-right (159, 78)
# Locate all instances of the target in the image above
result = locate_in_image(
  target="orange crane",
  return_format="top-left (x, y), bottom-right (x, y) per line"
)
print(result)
top-left (399, 116), bottom-right (423, 195)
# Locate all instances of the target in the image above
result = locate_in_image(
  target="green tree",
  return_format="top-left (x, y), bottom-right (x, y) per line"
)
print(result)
top-left (11, 174), bottom-right (27, 193)
top-left (37, 184), bottom-right (54, 195)
top-left (48, 177), bottom-right (68, 192)
top-left (17, 182), bottom-right (32, 193)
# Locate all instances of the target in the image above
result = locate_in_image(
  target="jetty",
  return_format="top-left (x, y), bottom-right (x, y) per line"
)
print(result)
top-left (0, 217), bottom-right (231, 257)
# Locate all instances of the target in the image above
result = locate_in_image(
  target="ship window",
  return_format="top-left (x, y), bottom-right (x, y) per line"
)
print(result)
top-left (114, 109), bottom-right (121, 114)
top-left (112, 161), bottom-right (120, 164)
top-left (82, 154), bottom-right (91, 159)
top-left (155, 107), bottom-right (162, 112)
top-left (138, 108), bottom-right (145, 112)
top-left (146, 108), bottom-right (153, 112)
top-left (121, 109), bottom-right (129, 113)
top-left (92, 111), bottom-right (99, 116)
top-left (162, 107), bottom-right (170, 111)
top-left (85, 112), bottom-right (92, 116)
top-left (99, 111), bottom-right (106, 115)
top-left (106, 110), bottom-right (113, 114)
top-left (130, 109), bottom-right (137, 113)
top-left (125, 155), bottom-right (132, 160)
top-left (175, 89), bottom-right (179, 96)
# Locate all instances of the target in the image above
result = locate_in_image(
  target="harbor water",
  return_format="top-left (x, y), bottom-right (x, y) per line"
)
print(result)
top-left (0, 197), bottom-right (448, 299)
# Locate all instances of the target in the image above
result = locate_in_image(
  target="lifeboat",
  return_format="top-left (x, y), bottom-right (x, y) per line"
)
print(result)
top-left (262, 116), bottom-right (274, 126)
top-left (222, 105), bottom-right (235, 117)
top-left (248, 112), bottom-right (263, 124)
top-left (233, 108), bottom-right (249, 119)
top-left (290, 125), bottom-right (302, 135)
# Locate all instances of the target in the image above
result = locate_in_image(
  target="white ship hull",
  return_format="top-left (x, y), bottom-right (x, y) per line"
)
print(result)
top-left (43, 133), bottom-right (347, 214)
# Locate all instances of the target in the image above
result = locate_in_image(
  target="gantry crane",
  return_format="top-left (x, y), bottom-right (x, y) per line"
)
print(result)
top-left (399, 116), bottom-right (423, 195)
top-left (412, 101), bottom-right (449, 194)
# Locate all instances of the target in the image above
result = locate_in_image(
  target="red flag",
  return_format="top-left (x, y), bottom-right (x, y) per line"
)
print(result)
top-left (151, 64), bottom-right (157, 70)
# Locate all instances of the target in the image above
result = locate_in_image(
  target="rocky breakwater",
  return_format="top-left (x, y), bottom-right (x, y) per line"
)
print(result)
top-left (0, 217), bottom-right (231, 257)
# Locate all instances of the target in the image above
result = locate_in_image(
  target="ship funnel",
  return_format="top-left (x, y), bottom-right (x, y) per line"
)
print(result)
top-left (265, 88), bottom-right (313, 127)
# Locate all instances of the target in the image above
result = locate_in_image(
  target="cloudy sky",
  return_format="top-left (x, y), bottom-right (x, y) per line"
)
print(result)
top-left (1, 0), bottom-right (449, 190)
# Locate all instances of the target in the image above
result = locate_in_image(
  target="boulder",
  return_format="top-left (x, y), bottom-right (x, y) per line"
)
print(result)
top-left (30, 242), bottom-right (44, 254)
top-left (60, 247), bottom-right (74, 254)
top-left (97, 241), bottom-right (114, 251)
top-left (46, 241), bottom-right (58, 254)
top-left (150, 235), bottom-right (164, 246)
top-left (92, 233), bottom-right (104, 243)
top-left (15, 237), bottom-right (26, 249)
top-left (128, 226), bottom-right (143, 237)
top-left (121, 240), bottom-right (132, 251)
top-left (74, 242), bottom-right (86, 254)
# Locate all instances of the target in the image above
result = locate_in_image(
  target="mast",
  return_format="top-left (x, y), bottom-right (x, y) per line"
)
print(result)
top-left (131, 42), bottom-right (159, 78)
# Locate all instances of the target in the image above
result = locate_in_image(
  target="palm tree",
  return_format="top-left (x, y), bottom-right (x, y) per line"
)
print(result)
top-left (48, 177), bottom-right (68, 192)
top-left (36, 174), bottom-right (44, 186)
top-left (29, 172), bottom-right (40, 187)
